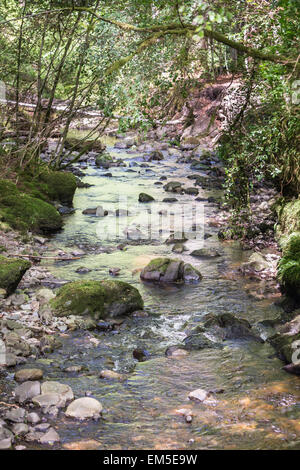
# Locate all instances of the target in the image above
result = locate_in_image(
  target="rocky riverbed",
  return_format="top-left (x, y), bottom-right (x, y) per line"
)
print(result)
top-left (1, 134), bottom-right (300, 450)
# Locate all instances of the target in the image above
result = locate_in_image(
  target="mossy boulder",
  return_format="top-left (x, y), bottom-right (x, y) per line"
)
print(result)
top-left (95, 153), bottom-right (113, 169)
top-left (278, 233), bottom-right (300, 299)
top-left (65, 137), bottom-right (105, 153)
top-left (50, 280), bottom-right (144, 319)
top-left (140, 258), bottom-right (202, 284)
top-left (276, 199), bottom-right (300, 248)
top-left (38, 170), bottom-right (77, 206)
top-left (138, 193), bottom-right (155, 203)
top-left (0, 179), bottom-right (62, 233)
top-left (0, 256), bottom-right (31, 296)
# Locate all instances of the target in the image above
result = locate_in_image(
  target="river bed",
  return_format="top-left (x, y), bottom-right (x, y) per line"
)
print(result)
top-left (16, 142), bottom-right (300, 450)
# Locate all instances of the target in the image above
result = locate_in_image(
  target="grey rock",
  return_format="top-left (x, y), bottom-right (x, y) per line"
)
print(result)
top-left (15, 381), bottom-right (41, 404)
top-left (41, 381), bottom-right (74, 401)
top-left (65, 397), bottom-right (103, 420)
top-left (5, 407), bottom-right (26, 423)
top-left (138, 193), bottom-right (155, 203)
top-left (14, 368), bottom-right (43, 383)
top-left (32, 393), bottom-right (67, 409)
top-left (27, 412), bottom-right (40, 424)
top-left (39, 427), bottom-right (60, 445)
top-left (12, 423), bottom-right (29, 436)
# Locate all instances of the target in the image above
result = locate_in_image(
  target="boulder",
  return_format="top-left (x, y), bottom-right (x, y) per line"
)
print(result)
top-left (39, 428), bottom-right (60, 445)
top-left (188, 388), bottom-right (211, 402)
top-left (0, 179), bottom-right (62, 233)
top-left (269, 315), bottom-right (300, 366)
top-left (184, 187), bottom-right (199, 196)
top-left (65, 397), bottom-right (102, 420)
top-left (15, 381), bottom-right (41, 404)
top-left (147, 150), bottom-right (164, 161)
top-left (14, 368), bottom-right (44, 383)
top-left (140, 258), bottom-right (202, 284)
top-left (138, 193), bottom-right (155, 203)
top-left (277, 233), bottom-right (300, 299)
top-left (32, 393), bottom-right (67, 409)
top-left (0, 256), bottom-right (31, 297)
top-left (99, 370), bottom-right (126, 381)
top-left (242, 252), bottom-right (270, 272)
top-left (190, 248), bottom-right (221, 258)
top-left (203, 313), bottom-right (263, 342)
top-left (0, 426), bottom-right (13, 449)
top-left (5, 407), bottom-right (26, 423)
top-left (12, 423), bottom-right (29, 437)
top-left (163, 181), bottom-right (183, 193)
top-left (38, 170), bottom-right (77, 206)
top-left (184, 332), bottom-right (221, 351)
top-left (41, 381), bottom-right (74, 401)
top-left (95, 153), bottom-right (113, 168)
top-left (50, 280), bottom-right (143, 319)
top-left (4, 331), bottom-right (31, 356)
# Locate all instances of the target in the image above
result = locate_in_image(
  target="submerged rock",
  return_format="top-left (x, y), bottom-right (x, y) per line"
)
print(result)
top-left (184, 332), bottom-right (221, 351)
top-left (50, 280), bottom-right (143, 319)
top-left (99, 370), bottom-right (126, 381)
top-left (65, 397), bottom-right (103, 420)
top-left (0, 256), bottom-right (31, 297)
top-left (202, 313), bottom-right (263, 342)
top-left (140, 258), bottom-right (202, 284)
top-left (188, 388), bottom-right (211, 403)
top-left (190, 248), bottom-right (221, 258)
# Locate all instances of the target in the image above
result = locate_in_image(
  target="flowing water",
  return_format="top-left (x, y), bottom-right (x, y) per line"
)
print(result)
top-left (21, 142), bottom-right (300, 449)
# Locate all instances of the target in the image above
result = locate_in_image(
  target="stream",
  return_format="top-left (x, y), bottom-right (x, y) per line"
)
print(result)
top-left (20, 140), bottom-right (300, 450)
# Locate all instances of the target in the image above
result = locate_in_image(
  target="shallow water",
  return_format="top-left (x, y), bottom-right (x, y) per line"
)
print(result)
top-left (24, 143), bottom-right (300, 449)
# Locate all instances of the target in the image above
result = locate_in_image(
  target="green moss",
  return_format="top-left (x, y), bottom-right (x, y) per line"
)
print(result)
top-left (18, 168), bottom-right (77, 206)
top-left (277, 231), bottom-right (300, 299)
top-left (38, 170), bottom-right (77, 205)
top-left (143, 258), bottom-right (170, 274)
top-left (0, 255), bottom-right (31, 296)
top-left (0, 179), bottom-right (62, 233)
top-left (65, 137), bottom-right (105, 153)
top-left (50, 280), bottom-right (144, 319)
top-left (276, 199), bottom-right (300, 244)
